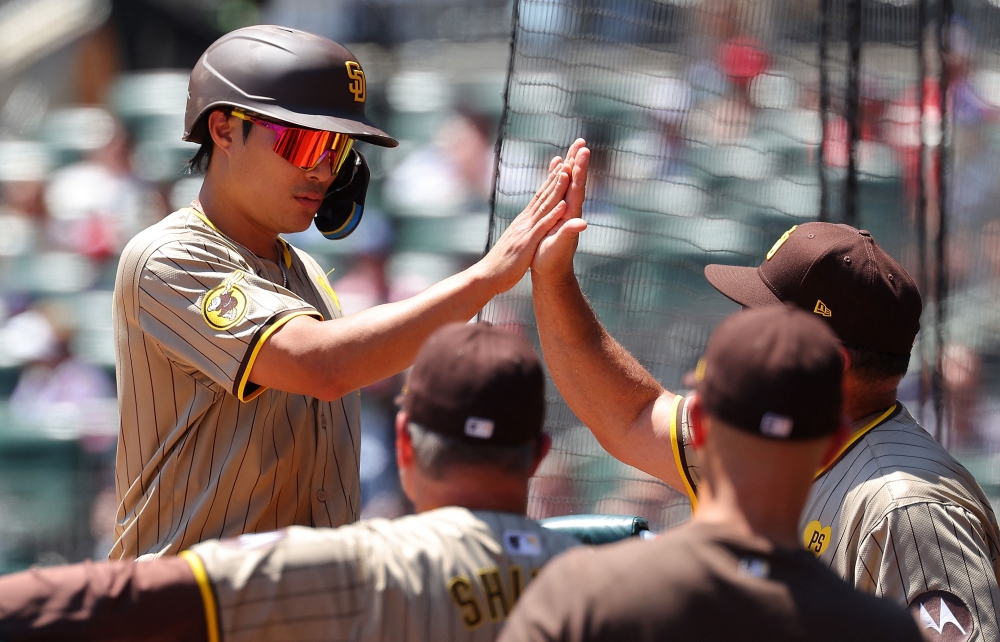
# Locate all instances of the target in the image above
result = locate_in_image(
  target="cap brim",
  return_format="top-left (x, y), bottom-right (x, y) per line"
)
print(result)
top-left (704, 264), bottom-right (782, 308)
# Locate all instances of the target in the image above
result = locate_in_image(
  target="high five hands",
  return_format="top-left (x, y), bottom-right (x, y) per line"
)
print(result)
top-left (479, 139), bottom-right (590, 296)
top-left (532, 139), bottom-right (590, 285)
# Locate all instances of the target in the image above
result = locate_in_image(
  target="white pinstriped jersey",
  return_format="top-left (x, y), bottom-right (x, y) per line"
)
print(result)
top-left (112, 207), bottom-right (360, 560)
top-left (186, 507), bottom-right (581, 642)
top-left (670, 396), bottom-right (1000, 642)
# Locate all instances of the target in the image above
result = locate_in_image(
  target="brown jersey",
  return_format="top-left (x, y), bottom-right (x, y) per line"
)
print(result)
top-left (112, 207), bottom-right (360, 560)
top-left (498, 521), bottom-right (925, 642)
top-left (186, 507), bottom-right (581, 642)
top-left (672, 396), bottom-right (1000, 642)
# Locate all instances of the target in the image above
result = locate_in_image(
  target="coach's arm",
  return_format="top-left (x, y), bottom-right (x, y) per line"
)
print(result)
top-left (530, 149), bottom-right (686, 492)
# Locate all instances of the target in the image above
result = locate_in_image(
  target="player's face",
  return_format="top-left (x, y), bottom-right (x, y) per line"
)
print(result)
top-left (229, 116), bottom-right (339, 234)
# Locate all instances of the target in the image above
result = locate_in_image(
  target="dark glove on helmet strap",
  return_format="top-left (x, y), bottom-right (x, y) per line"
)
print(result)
top-left (315, 149), bottom-right (370, 240)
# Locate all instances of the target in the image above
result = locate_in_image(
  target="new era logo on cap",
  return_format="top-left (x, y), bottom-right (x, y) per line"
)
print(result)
top-left (814, 300), bottom-right (832, 317)
top-left (464, 417), bottom-right (495, 439)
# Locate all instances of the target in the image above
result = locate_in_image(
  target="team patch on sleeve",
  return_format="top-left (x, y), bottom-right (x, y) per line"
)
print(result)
top-left (802, 520), bottom-right (832, 557)
top-left (202, 270), bottom-right (249, 330)
top-left (909, 591), bottom-right (973, 642)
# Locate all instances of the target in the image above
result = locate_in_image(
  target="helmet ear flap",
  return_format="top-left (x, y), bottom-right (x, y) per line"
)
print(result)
top-left (315, 149), bottom-right (370, 240)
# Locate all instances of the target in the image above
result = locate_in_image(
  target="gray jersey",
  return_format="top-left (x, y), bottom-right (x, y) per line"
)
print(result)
top-left (671, 396), bottom-right (1000, 642)
top-left (112, 207), bottom-right (360, 560)
top-left (186, 507), bottom-right (581, 642)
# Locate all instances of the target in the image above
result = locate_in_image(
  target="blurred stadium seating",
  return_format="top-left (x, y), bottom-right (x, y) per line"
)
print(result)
top-left (0, 0), bottom-right (510, 568)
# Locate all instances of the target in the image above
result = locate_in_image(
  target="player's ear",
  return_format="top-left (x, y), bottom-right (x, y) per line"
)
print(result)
top-left (838, 346), bottom-right (852, 373)
top-left (528, 434), bottom-right (552, 477)
top-left (207, 109), bottom-right (236, 155)
top-left (395, 410), bottom-right (415, 469)
top-left (689, 394), bottom-right (707, 450)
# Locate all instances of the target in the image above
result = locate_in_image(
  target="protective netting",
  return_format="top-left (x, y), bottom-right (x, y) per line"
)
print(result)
top-left (483, 0), bottom-right (1000, 530)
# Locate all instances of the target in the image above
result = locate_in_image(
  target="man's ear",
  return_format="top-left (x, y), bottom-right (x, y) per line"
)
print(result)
top-left (838, 346), bottom-right (852, 374)
top-left (689, 394), bottom-right (707, 450)
top-left (207, 110), bottom-right (237, 155)
top-left (528, 433), bottom-right (552, 477)
top-left (395, 410), bottom-right (414, 470)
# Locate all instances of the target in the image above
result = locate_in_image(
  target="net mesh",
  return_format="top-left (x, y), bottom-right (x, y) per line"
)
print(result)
top-left (483, 0), bottom-right (1000, 530)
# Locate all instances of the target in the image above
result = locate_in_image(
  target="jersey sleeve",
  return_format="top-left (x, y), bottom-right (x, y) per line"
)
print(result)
top-left (133, 240), bottom-right (322, 401)
top-left (189, 527), bottom-right (373, 642)
top-left (669, 395), bottom-right (701, 506)
top-left (856, 502), bottom-right (1000, 642)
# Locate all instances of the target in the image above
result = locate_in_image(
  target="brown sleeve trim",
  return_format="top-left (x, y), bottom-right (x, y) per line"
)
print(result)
top-left (232, 308), bottom-right (324, 401)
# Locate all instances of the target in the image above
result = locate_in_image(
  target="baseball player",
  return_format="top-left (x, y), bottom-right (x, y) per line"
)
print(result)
top-left (0, 323), bottom-right (581, 642)
top-left (532, 153), bottom-right (1000, 641)
top-left (499, 306), bottom-right (925, 642)
top-left (112, 24), bottom-right (586, 559)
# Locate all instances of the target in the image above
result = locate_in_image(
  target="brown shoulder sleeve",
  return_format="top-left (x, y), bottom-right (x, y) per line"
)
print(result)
top-left (0, 557), bottom-right (207, 642)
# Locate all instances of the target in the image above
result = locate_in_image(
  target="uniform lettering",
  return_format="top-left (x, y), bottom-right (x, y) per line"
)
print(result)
top-left (510, 565), bottom-right (524, 604)
top-left (477, 567), bottom-right (510, 621)
top-left (447, 576), bottom-right (483, 630)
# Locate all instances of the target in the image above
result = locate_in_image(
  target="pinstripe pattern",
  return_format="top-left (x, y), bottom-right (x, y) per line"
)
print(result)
top-left (111, 209), bottom-right (360, 560)
top-left (189, 507), bottom-right (581, 642)
top-left (672, 398), bottom-right (1000, 641)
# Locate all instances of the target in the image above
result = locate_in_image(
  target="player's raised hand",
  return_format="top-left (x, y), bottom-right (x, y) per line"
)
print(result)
top-left (532, 140), bottom-right (590, 285)
top-left (476, 152), bottom-right (573, 295)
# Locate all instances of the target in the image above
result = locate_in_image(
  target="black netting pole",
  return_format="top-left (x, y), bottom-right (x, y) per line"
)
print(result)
top-left (844, 0), bottom-right (862, 227)
top-left (484, 0), bottom-right (521, 257)
top-left (934, 0), bottom-right (952, 446)
top-left (818, 0), bottom-right (830, 223)
top-left (917, 0), bottom-right (929, 429)
top-left (478, 0), bottom-right (521, 323)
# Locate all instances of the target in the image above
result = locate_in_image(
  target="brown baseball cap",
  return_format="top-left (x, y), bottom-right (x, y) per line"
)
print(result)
top-left (402, 323), bottom-right (545, 446)
top-left (698, 305), bottom-right (844, 440)
top-left (704, 222), bottom-right (922, 355)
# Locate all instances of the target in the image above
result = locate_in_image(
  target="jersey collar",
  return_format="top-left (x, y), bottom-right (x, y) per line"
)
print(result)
top-left (184, 205), bottom-right (293, 268)
top-left (814, 402), bottom-right (902, 480)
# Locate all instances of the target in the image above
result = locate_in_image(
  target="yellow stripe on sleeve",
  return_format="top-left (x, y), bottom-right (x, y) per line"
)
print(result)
top-left (316, 274), bottom-right (342, 312)
top-left (236, 310), bottom-right (323, 402)
top-left (179, 550), bottom-right (220, 642)
top-left (669, 394), bottom-right (698, 510)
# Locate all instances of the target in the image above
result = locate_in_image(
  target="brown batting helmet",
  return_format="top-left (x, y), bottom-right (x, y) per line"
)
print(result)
top-left (183, 25), bottom-right (398, 148)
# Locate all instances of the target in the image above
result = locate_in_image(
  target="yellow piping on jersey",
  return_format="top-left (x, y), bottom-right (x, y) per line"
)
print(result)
top-left (669, 394), bottom-right (698, 510)
top-left (814, 402), bottom-right (900, 480)
top-left (316, 274), bottom-right (342, 312)
top-left (185, 207), bottom-right (220, 233)
top-left (236, 310), bottom-right (322, 402)
top-left (179, 550), bottom-right (220, 642)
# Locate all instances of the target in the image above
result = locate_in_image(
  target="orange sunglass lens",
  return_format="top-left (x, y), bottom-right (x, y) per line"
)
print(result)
top-left (273, 129), bottom-right (353, 172)
top-left (273, 128), bottom-right (333, 170)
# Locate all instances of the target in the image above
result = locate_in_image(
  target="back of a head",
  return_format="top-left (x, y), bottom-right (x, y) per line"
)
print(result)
top-left (402, 322), bottom-right (546, 480)
top-left (697, 305), bottom-right (844, 485)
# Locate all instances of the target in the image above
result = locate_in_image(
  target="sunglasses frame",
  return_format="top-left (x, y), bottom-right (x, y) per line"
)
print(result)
top-left (231, 109), bottom-right (354, 173)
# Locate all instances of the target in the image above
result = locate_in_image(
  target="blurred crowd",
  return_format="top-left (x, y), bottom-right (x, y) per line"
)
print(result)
top-left (5, 0), bottom-right (1000, 568)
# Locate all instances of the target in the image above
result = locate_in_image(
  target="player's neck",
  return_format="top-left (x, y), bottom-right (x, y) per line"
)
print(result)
top-left (693, 478), bottom-right (805, 550)
top-left (196, 184), bottom-right (281, 263)
top-left (411, 468), bottom-right (529, 516)
top-left (842, 375), bottom-right (898, 425)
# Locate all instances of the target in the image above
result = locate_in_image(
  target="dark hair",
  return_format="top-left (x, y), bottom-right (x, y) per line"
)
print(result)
top-left (407, 422), bottom-right (539, 480)
top-left (845, 345), bottom-right (911, 381)
top-left (185, 108), bottom-right (253, 174)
